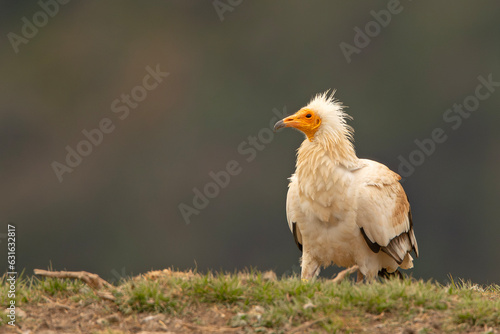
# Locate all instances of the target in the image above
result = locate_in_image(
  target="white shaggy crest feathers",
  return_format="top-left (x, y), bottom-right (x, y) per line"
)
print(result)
top-left (298, 91), bottom-right (358, 170)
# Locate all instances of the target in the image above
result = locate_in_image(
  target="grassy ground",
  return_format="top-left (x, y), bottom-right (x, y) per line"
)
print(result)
top-left (0, 269), bottom-right (499, 333)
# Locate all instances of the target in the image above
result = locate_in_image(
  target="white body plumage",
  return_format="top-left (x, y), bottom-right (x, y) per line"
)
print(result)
top-left (276, 92), bottom-right (418, 280)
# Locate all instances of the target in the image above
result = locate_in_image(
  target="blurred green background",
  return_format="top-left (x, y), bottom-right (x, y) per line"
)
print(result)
top-left (1, 1), bottom-right (499, 284)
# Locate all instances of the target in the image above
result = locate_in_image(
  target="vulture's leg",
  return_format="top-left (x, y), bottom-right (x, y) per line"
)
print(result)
top-left (357, 270), bottom-right (364, 283)
top-left (300, 252), bottom-right (320, 280)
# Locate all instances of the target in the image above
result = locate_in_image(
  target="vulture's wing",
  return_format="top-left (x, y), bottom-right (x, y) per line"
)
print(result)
top-left (286, 175), bottom-right (303, 252)
top-left (354, 160), bottom-right (419, 264)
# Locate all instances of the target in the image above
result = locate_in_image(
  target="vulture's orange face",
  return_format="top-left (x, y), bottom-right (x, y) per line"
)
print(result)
top-left (274, 108), bottom-right (322, 141)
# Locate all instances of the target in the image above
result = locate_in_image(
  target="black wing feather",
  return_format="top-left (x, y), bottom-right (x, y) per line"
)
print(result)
top-left (360, 210), bottom-right (418, 265)
top-left (292, 222), bottom-right (303, 252)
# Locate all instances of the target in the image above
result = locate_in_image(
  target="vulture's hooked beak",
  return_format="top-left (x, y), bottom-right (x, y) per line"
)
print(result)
top-left (273, 119), bottom-right (286, 132)
top-left (273, 117), bottom-right (303, 132)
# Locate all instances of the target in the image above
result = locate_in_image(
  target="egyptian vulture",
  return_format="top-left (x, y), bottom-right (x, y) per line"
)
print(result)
top-left (274, 91), bottom-right (419, 281)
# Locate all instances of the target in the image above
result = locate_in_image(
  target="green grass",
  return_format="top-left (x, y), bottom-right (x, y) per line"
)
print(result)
top-left (0, 270), bottom-right (499, 333)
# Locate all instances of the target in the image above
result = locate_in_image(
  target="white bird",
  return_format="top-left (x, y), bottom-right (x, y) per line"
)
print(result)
top-left (274, 91), bottom-right (419, 281)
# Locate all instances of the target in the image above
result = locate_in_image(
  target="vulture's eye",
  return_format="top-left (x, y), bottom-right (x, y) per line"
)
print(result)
top-left (306, 114), bottom-right (312, 118)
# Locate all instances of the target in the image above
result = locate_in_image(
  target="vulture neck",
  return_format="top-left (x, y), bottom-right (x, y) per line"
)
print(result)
top-left (296, 130), bottom-right (359, 179)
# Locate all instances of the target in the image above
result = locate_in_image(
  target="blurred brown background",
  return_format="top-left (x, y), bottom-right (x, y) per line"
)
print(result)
top-left (1, 1), bottom-right (499, 284)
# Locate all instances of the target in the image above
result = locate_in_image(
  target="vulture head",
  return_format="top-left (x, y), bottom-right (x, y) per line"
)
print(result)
top-left (274, 91), bottom-right (353, 143)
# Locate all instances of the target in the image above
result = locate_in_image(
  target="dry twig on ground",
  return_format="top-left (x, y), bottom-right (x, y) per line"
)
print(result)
top-left (34, 269), bottom-right (115, 301)
top-left (331, 265), bottom-right (359, 284)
